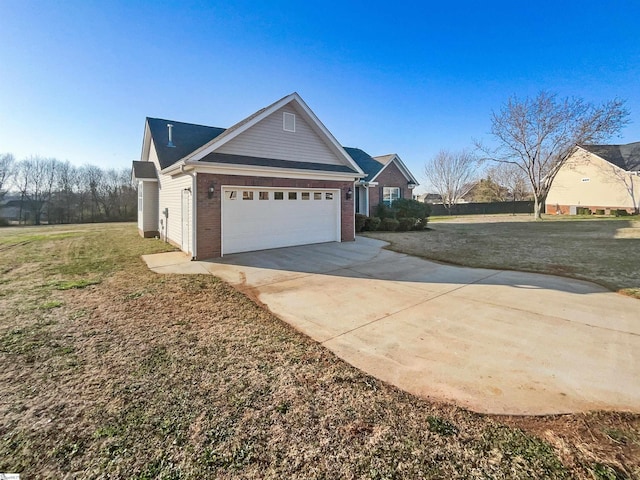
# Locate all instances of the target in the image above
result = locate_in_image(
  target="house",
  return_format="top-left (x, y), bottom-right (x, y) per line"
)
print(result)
top-left (0, 197), bottom-right (45, 223)
top-left (546, 142), bottom-right (640, 214)
top-left (133, 93), bottom-right (368, 259)
top-left (344, 148), bottom-right (419, 217)
top-left (415, 193), bottom-right (443, 204)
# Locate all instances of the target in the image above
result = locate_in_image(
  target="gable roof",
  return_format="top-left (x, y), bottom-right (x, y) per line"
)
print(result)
top-left (143, 93), bottom-right (364, 178)
top-left (132, 160), bottom-right (158, 180)
top-left (146, 117), bottom-right (225, 169)
top-left (372, 154), bottom-right (395, 165)
top-left (344, 149), bottom-right (419, 185)
top-left (343, 147), bottom-right (385, 180)
top-left (581, 141), bottom-right (640, 172)
top-left (372, 153), bottom-right (419, 185)
top-left (186, 93), bottom-right (363, 176)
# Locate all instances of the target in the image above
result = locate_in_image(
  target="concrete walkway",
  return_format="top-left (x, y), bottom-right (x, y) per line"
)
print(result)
top-left (143, 237), bottom-right (640, 415)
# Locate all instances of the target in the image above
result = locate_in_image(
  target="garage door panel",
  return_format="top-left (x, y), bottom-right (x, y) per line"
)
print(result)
top-left (222, 187), bottom-right (340, 255)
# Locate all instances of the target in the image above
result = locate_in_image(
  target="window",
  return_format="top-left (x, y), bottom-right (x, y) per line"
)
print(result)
top-left (259, 191), bottom-right (269, 200)
top-left (288, 192), bottom-right (297, 200)
top-left (301, 192), bottom-right (310, 200)
top-left (383, 187), bottom-right (400, 206)
top-left (283, 112), bottom-right (296, 132)
top-left (225, 190), bottom-right (237, 200)
top-left (242, 191), bottom-right (254, 200)
top-left (138, 188), bottom-right (143, 211)
top-left (314, 192), bottom-right (322, 200)
top-left (325, 192), bottom-right (333, 200)
top-left (274, 192), bottom-right (284, 200)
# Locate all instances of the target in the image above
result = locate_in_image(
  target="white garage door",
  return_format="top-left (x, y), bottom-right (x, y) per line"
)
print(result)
top-left (222, 187), bottom-right (341, 255)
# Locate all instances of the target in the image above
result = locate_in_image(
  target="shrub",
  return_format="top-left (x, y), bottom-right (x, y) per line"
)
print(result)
top-left (397, 217), bottom-right (416, 231)
top-left (414, 217), bottom-right (429, 230)
top-left (364, 216), bottom-right (381, 231)
top-left (595, 209), bottom-right (605, 215)
top-left (0, 217), bottom-right (9, 227)
top-left (577, 207), bottom-right (591, 215)
top-left (617, 209), bottom-right (629, 216)
top-left (375, 203), bottom-right (394, 219)
top-left (355, 214), bottom-right (367, 233)
top-left (392, 198), bottom-right (431, 219)
top-left (379, 218), bottom-right (399, 231)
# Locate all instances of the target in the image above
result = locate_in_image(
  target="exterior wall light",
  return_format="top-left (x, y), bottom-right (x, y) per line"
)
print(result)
top-left (407, 182), bottom-right (416, 190)
top-left (346, 187), bottom-right (353, 200)
top-left (208, 183), bottom-right (215, 199)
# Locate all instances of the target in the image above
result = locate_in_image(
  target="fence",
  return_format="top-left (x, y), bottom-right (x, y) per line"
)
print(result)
top-left (429, 201), bottom-right (536, 216)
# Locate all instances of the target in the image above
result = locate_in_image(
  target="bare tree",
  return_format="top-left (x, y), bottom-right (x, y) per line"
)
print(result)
top-left (424, 149), bottom-right (478, 213)
top-left (14, 156), bottom-right (58, 225)
top-left (477, 91), bottom-right (629, 219)
top-left (487, 163), bottom-right (531, 201)
top-left (0, 153), bottom-right (15, 201)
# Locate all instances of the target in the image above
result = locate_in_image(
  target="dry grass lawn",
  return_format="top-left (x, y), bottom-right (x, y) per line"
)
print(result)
top-left (366, 215), bottom-right (640, 298)
top-left (1, 222), bottom-right (639, 479)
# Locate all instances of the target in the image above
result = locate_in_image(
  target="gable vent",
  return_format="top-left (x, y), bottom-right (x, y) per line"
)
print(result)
top-left (283, 112), bottom-right (296, 132)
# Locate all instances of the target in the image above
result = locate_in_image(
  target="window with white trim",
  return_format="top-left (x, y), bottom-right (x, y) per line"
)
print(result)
top-left (383, 187), bottom-right (400, 206)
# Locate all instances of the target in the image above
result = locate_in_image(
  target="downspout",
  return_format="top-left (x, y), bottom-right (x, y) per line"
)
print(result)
top-left (181, 165), bottom-right (198, 260)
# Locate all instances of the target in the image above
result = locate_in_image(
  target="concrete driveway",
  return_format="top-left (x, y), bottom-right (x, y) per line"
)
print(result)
top-left (143, 237), bottom-right (640, 415)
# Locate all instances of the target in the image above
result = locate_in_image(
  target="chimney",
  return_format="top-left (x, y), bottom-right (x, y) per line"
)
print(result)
top-left (167, 124), bottom-right (175, 147)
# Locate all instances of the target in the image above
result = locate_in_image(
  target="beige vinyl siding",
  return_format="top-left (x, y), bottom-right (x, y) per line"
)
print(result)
top-left (216, 105), bottom-right (343, 165)
top-left (150, 141), bottom-right (194, 251)
top-left (547, 149), bottom-right (640, 210)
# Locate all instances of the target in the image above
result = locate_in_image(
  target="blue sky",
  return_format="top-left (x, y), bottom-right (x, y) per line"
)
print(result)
top-left (1, 0), bottom-right (638, 192)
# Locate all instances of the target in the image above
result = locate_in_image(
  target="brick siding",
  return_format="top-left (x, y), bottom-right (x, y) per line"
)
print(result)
top-left (196, 174), bottom-right (354, 259)
top-left (368, 162), bottom-right (412, 216)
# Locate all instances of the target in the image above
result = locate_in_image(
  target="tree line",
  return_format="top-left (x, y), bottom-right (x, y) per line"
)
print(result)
top-left (0, 155), bottom-right (136, 225)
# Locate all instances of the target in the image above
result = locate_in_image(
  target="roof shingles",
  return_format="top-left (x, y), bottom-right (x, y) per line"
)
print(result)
top-left (147, 117), bottom-right (225, 169)
top-left (582, 141), bottom-right (640, 172)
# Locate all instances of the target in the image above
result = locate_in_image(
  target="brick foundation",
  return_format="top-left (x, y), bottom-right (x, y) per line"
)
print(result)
top-left (546, 204), bottom-right (635, 215)
top-left (138, 228), bottom-right (159, 238)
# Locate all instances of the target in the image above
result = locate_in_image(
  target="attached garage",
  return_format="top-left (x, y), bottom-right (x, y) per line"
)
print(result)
top-left (134, 93), bottom-right (365, 259)
top-left (222, 187), bottom-right (340, 255)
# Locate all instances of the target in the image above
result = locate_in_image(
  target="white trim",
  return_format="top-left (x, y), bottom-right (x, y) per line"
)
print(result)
top-left (184, 93), bottom-right (364, 175)
top-left (370, 154), bottom-right (419, 185)
top-left (191, 172), bottom-right (197, 259)
top-left (220, 185), bottom-right (341, 256)
top-left (176, 162), bottom-right (359, 181)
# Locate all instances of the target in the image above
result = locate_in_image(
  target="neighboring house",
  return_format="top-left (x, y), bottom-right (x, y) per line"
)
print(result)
top-left (343, 148), bottom-right (419, 217)
top-left (0, 197), bottom-right (45, 223)
top-left (133, 93), bottom-right (366, 259)
top-left (416, 193), bottom-right (443, 204)
top-left (546, 142), bottom-right (640, 214)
